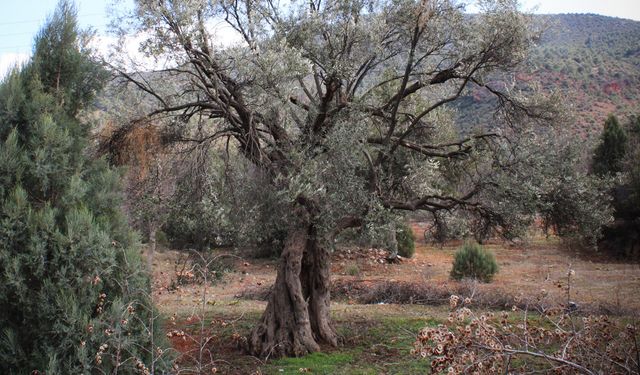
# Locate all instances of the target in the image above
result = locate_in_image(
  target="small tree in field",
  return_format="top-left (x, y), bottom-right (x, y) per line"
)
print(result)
top-left (111, 0), bottom-right (611, 357)
top-left (396, 221), bottom-right (416, 258)
top-left (99, 120), bottom-right (179, 268)
top-left (450, 242), bottom-right (498, 282)
top-left (0, 2), bottom-right (168, 373)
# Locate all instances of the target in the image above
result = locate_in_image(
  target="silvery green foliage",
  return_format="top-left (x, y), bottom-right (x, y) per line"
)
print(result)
top-left (112, 0), bottom-right (610, 246)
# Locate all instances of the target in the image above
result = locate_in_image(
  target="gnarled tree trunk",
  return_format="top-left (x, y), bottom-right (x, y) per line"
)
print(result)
top-left (302, 226), bottom-right (339, 348)
top-left (247, 223), bottom-right (339, 358)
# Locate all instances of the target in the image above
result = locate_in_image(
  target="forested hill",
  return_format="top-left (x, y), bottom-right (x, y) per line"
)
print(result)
top-left (101, 14), bottom-right (640, 140)
top-left (457, 14), bottom-right (640, 138)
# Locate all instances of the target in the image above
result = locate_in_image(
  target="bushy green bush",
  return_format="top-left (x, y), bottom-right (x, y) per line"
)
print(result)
top-left (396, 222), bottom-right (416, 258)
top-left (450, 242), bottom-right (498, 282)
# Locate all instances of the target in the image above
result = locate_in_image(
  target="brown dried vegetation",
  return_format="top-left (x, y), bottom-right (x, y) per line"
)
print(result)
top-left (414, 282), bottom-right (640, 374)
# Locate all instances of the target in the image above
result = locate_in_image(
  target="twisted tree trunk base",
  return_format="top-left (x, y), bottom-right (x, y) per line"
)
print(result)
top-left (246, 224), bottom-right (339, 358)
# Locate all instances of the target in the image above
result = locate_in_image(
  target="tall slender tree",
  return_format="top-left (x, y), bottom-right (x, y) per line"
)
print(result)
top-left (598, 114), bottom-right (640, 258)
top-left (0, 2), bottom-right (167, 373)
top-left (626, 116), bottom-right (640, 208)
top-left (592, 114), bottom-right (628, 176)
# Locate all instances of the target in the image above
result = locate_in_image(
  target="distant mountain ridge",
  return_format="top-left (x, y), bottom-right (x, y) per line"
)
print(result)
top-left (457, 13), bottom-right (640, 138)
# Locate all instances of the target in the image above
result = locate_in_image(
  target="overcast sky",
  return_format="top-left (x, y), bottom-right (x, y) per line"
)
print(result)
top-left (1, 0), bottom-right (639, 78)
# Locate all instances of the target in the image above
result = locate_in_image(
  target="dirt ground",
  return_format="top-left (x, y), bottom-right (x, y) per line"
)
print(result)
top-left (147, 229), bottom-right (640, 373)
top-left (150, 244), bottom-right (456, 374)
top-left (151, 231), bottom-right (640, 315)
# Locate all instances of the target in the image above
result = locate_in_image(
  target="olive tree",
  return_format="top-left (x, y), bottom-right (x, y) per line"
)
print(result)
top-left (112, 0), bottom-right (572, 357)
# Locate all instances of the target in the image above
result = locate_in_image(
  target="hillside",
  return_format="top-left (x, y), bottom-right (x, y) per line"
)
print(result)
top-left (457, 14), bottom-right (640, 138)
top-left (101, 14), bottom-right (640, 141)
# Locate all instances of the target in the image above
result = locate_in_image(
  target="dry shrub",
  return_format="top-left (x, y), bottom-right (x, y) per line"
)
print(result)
top-left (354, 281), bottom-right (458, 305)
top-left (238, 278), bottom-right (635, 318)
top-left (97, 120), bottom-right (165, 172)
top-left (334, 280), bottom-right (516, 310)
top-left (168, 251), bottom-right (234, 291)
top-left (166, 252), bottom-right (245, 373)
top-left (414, 291), bottom-right (640, 374)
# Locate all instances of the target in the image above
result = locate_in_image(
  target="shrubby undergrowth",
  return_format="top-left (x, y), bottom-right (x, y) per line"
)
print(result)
top-left (414, 286), bottom-right (640, 374)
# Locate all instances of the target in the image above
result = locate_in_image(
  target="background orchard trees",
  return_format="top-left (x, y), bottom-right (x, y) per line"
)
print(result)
top-left (110, 0), bottom-right (610, 357)
top-left (0, 1), bottom-right (169, 373)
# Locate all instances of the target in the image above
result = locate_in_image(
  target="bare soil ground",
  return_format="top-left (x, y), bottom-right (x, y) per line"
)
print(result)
top-left (148, 229), bottom-right (640, 374)
top-left (152, 237), bottom-right (640, 314)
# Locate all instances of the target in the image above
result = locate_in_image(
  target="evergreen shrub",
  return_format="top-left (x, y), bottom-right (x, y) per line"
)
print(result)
top-left (450, 242), bottom-right (498, 282)
top-left (396, 221), bottom-right (416, 258)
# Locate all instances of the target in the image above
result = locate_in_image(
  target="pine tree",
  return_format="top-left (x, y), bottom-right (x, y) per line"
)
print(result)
top-left (0, 2), bottom-right (167, 373)
top-left (592, 114), bottom-right (628, 176)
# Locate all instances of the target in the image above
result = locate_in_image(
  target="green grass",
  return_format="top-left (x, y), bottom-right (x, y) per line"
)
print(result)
top-left (260, 316), bottom-right (439, 374)
top-left (267, 352), bottom-right (354, 374)
top-left (346, 263), bottom-right (361, 276)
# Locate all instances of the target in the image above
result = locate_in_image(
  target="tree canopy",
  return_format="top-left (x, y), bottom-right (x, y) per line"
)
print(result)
top-left (109, 0), bottom-right (612, 357)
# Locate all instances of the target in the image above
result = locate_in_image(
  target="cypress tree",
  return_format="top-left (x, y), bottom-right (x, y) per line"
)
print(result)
top-left (592, 114), bottom-right (628, 176)
top-left (0, 2), bottom-right (167, 373)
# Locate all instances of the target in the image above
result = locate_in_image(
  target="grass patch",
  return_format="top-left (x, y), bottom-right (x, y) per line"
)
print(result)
top-left (267, 352), bottom-right (354, 374)
top-left (346, 263), bottom-right (361, 276)
top-left (260, 316), bottom-right (439, 374)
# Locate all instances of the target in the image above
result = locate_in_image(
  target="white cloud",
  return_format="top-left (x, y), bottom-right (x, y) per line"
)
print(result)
top-left (90, 32), bottom-right (166, 72)
top-left (0, 52), bottom-right (30, 80)
top-left (90, 18), bottom-right (244, 72)
top-left (1, 18), bottom-right (244, 79)
top-left (206, 19), bottom-right (245, 48)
